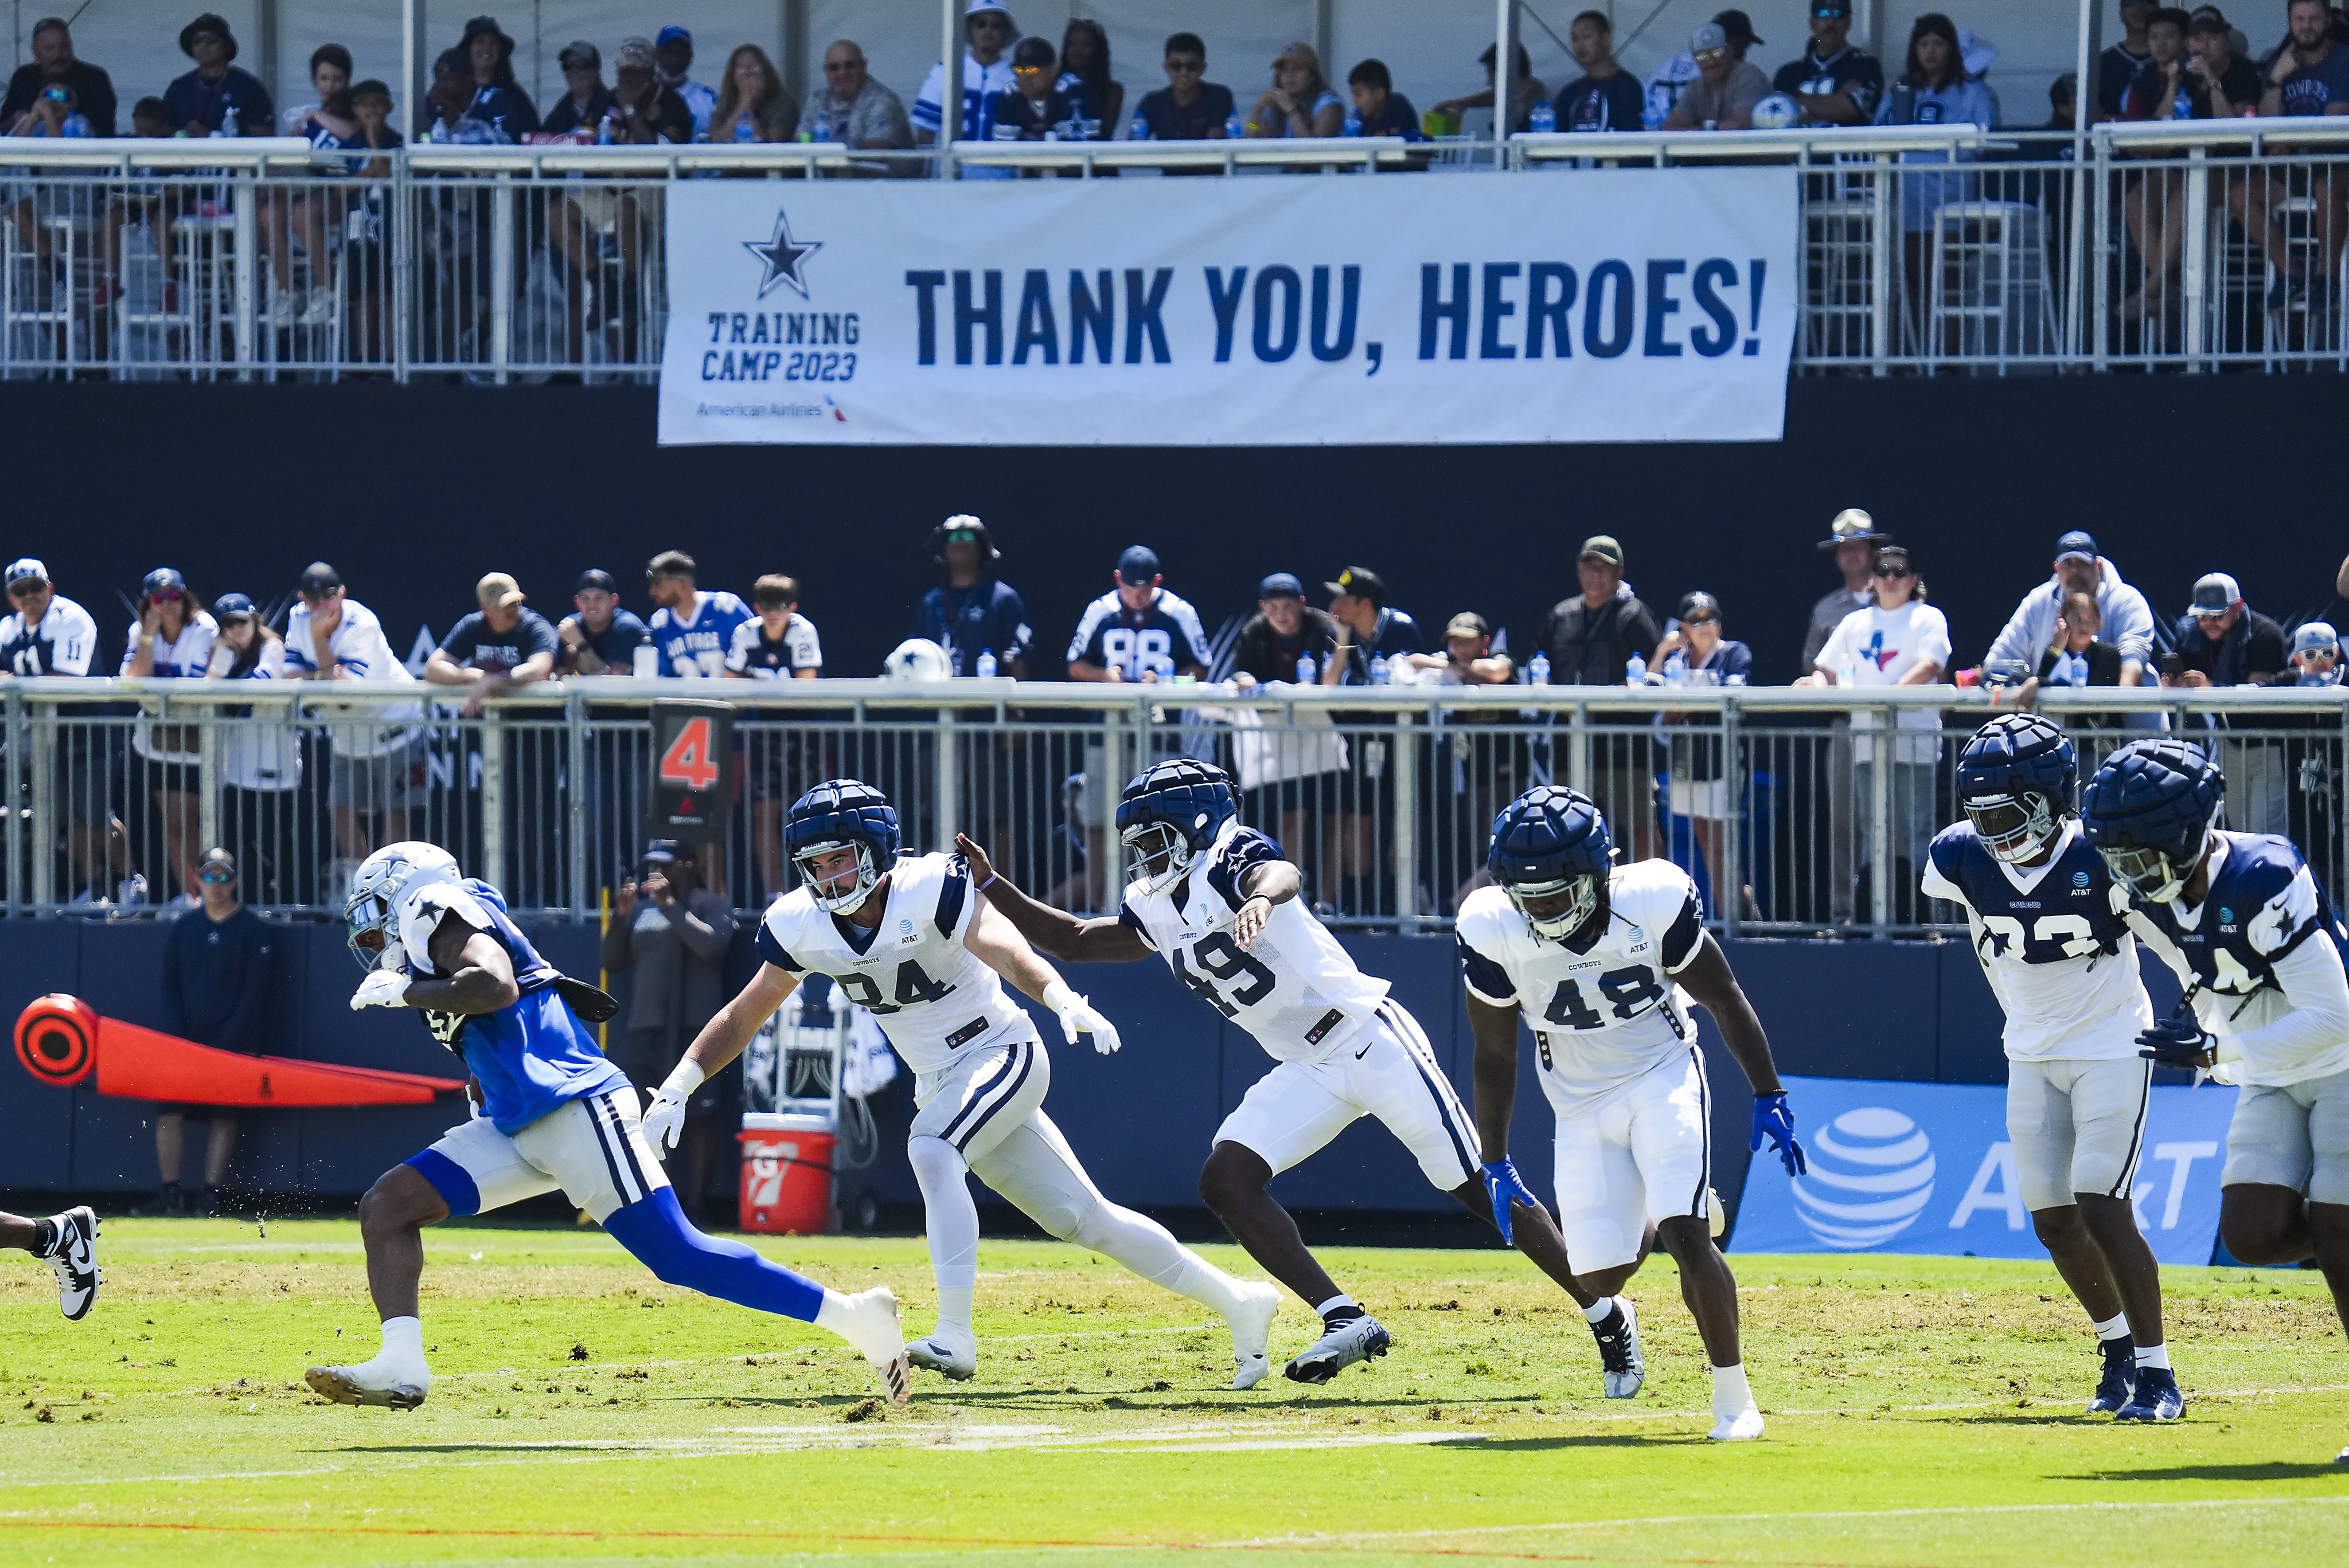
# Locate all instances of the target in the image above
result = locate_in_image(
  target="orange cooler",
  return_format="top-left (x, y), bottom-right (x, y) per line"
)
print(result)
top-left (738, 1111), bottom-right (836, 1234)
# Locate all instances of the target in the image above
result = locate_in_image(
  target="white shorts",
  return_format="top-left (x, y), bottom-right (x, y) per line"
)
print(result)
top-left (2222, 1066), bottom-right (2349, 1205)
top-left (1551, 1047), bottom-right (1712, 1271)
top-left (2006, 1056), bottom-right (2151, 1212)
top-left (406, 1087), bottom-right (669, 1225)
top-left (1214, 999), bottom-right (1480, 1192)
top-left (908, 1033), bottom-right (1051, 1166)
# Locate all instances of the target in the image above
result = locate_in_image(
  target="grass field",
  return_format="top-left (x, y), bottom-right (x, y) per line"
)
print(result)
top-left (1, 1218), bottom-right (2345, 1567)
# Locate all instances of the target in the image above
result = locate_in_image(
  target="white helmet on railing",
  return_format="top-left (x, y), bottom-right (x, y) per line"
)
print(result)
top-left (883, 638), bottom-right (954, 682)
top-left (1750, 93), bottom-right (1799, 130)
top-left (344, 841), bottom-right (461, 972)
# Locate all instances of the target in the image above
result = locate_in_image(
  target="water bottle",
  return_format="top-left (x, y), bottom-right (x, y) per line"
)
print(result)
top-left (1527, 651), bottom-right (1550, 686)
top-left (1529, 100), bottom-right (1556, 132)
top-left (1224, 111), bottom-right (1244, 140)
top-left (1343, 107), bottom-right (1363, 136)
top-left (1296, 653), bottom-right (1316, 683)
top-left (975, 648), bottom-right (998, 679)
top-left (1641, 92), bottom-right (1665, 131)
top-left (1625, 652), bottom-right (1646, 687)
top-left (1370, 653), bottom-right (1390, 686)
top-left (1662, 648), bottom-right (1687, 682)
top-left (1129, 112), bottom-right (1149, 142)
top-left (218, 96), bottom-right (237, 137)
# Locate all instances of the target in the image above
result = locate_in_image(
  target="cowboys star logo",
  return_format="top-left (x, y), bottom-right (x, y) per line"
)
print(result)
top-left (743, 209), bottom-right (821, 300)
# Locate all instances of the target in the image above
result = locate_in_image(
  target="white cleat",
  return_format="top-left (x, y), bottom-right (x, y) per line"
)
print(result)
top-left (1225, 1281), bottom-right (1282, 1390)
top-left (305, 1360), bottom-right (430, 1410)
top-left (1708, 1399), bottom-right (1765, 1441)
top-left (1283, 1314), bottom-right (1391, 1385)
top-left (1593, 1297), bottom-right (1645, 1400)
top-left (905, 1329), bottom-right (977, 1384)
top-left (833, 1286), bottom-right (912, 1407)
top-left (43, 1206), bottom-right (99, 1321)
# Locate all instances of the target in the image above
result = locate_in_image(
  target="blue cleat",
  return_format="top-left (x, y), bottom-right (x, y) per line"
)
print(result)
top-left (2114, 1366), bottom-right (2184, 1422)
top-left (2087, 1338), bottom-right (2135, 1414)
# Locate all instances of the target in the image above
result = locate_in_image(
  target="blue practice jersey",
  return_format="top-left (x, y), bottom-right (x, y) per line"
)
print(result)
top-left (2125, 832), bottom-right (2340, 1001)
top-left (397, 877), bottom-right (627, 1135)
top-left (649, 591), bottom-right (754, 679)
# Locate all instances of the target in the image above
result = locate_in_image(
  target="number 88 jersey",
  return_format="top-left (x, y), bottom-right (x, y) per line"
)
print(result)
top-left (1455, 860), bottom-right (1706, 1112)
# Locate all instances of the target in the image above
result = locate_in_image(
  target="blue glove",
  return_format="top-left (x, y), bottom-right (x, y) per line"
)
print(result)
top-left (1751, 1092), bottom-right (1808, 1177)
top-left (1481, 1158), bottom-right (1540, 1244)
top-left (2137, 1003), bottom-right (2216, 1070)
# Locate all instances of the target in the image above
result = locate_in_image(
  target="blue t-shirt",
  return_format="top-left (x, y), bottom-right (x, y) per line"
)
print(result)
top-left (467, 83), bottom-right (539, 140)
top-left (649, 590), bottom-right (754, 678)
top-left (568, 608), bottom-right (650, 672)
top-left (2277, 46), bottom-right (2349, 116)
top-left (1344, 92), bottom-right (1426, 140)
top-left (915, 579), bottom-right (1034, 675)
top-left (162, 67), bottom-right (275, 135)
top-left (1336, 607), bottom-right (1426, 684)
top-left (438, 607), bottom-right (559, 677)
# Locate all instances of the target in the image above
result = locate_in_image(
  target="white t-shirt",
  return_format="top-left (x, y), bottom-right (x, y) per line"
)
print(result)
top-left (1815, 599), bottom-right (1952, 763)
top-left (0, 595), bottom-right (99, 676)
top-left (122, 611), bottom-right (220, 763)
top-left (283, 596), bottom-right (423, 757)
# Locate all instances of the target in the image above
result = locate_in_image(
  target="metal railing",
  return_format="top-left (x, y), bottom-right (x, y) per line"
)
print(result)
top-left (4, 678), bottom-right (2340, 941)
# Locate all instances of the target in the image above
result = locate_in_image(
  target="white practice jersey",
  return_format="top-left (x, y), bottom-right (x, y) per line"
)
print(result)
top-left (754, 852), bottom-right (1035, 1080)
top-left (1118, 819), bottom-right (1389, 1063)
top-left (1919, 819), bottom-right (2153, 1062)
top-left (1456, 859), bottom-right (1707, 1112)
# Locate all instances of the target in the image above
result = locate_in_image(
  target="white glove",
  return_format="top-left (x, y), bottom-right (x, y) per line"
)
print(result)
top-left (1042, 977), bottom-right (1121, 1055)
top-left (350, 969), bottom-right (412, 1011)
top-left (641, 1059), bottom-right (704, 1152)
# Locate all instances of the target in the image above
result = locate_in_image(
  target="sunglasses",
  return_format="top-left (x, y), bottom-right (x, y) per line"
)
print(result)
top-left (1694, 48), bottom-right (1729, 63)
top-left (7, 580), bottom-right (46, 597)
top-left (198, 869), bottom-right (235, 885)
top-left (150, 586), bottom-right (182, 603)
top-left (1874, 565), bottom-right (1915, 579)
top-left (1012, 64), bottom-right (1049, 76)
top-left (1683, 614), bottom-right (1720, 627)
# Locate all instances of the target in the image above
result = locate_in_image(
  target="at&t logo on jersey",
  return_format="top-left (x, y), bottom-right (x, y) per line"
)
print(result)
top-left (1792, 1107), bottom-right (1935, 1248)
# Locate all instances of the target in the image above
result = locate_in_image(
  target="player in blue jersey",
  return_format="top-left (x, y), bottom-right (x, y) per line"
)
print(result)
top-left (1922, 715), bottom-right (2175, 1418)
top-left (2084, 738), bottom-right (2349, 1443)
top-left (646, 549), bottom-right (754, 678)
top-left (305, 843), bottom-right (910, 1411)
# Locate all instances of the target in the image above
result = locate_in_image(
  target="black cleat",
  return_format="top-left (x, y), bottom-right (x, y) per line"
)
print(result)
top-left (2087, 1337), bottom-right (2135, 1414)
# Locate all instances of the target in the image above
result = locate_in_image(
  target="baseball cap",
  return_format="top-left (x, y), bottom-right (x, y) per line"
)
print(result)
top-left (1258, 573), bottom-right (1303, 600)
top-left (2187, 6), bottom-right (2229, 35)
top-left (477, 572), bottom-right (526, 609)
top-left (2294, 620), bottom-right (2339, 658)
top-left (558, 40), bottom-right (599, 68)
top-left (1325, 566), bottom-right (1388, 603)
top-left (2189, 572), bottom-right (2241, 617)
top-left (1116, 545), bottom-right (1160, 585)
top-left (575, 568), bottom-right (618, 595)
top-left (1445, 612), bottom-right (1491, 640)
top-left (298, 561), bottom-right (342, 595)
top-left (212, 592), bottom-right (255, 622)
top-left (1817, 507), bottom-right (1889, 550)
top-left (643, 838), bottom-right (682, 865)
top-left (655, 25), bottom-right (691, 46)
top-left (1014, 36), bottom-right (1056, 68)
top-left (967, 0), bottom-right (1012, 15)
top-left (2054, 530), bottom-right (2098, 564)
top-left (142, 566), bottom-right (185, 598)
top-left (1715, 9), bottom-right (1764, 47)
top-left (1690, 22), bottom-right (1730, 53)
top-left (1578, 534), bottom-right (1625, 567)
top-left (1677, 591), bottom-right (1722, 624)
top-left (197, 846), bottom-right (236, 880)
top-left (5, 558), bottom-right (48, 586)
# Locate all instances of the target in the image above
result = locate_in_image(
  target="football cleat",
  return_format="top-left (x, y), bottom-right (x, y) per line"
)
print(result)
top-left (1708, 1400), bottom-right (1765, 1441)
top-left (1282, 1314), bottom-right (1391, 1385)
top-left (1226, 1281), bottom-right (1282, 1391)
top-left (2087, 1338), bottom-right (2136, 1414)
top-left (1593, 1297), bottom-right (1646, 1399)
top-left (2114, 1366), bottom-right (2185, 1422)
top-left (44, 1206), bottom-right (99, 1321)
top-left (305, 1361), bottom-right (428, 1410)
top-left (905, 1331), bottom-right (977, 1383)
top-left (835, 1286), bottom-right (912, 1407)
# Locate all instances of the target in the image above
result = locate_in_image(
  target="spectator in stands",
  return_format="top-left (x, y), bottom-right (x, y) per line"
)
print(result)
top-left (558, 569), bottom-right (651, 674)
top-left (1774, 1), bottom-right (1884, 126)
top-left (1344, 60), bottom-right (1427, 142)
top-left (205, 595), bottom-right (304, 906)
top-left (1984, 530), bottom-right (2155, 687)
top-left (136, 848), bottom-right (275, 1219)
top-left (601, 840), bottom-right (735, 1222)
top-left (1647, 9), bottom-right (1765, 128)
top-left (1, 17), bottom-right (116, 137)
top-left (1135, 32), bottom-right (1234, 142)
top-left (0, 558), bottom-right (135, 906)
top-left (646, 550), bottom-right (752, 678)
top-left (654, 26), bottom-right (715, 141)
top-left (426, 572), bottom-right (559, 719)
top-left (2121, 9), bottom-right (2262, 322)
top-left (122, 568), bottom-right (217, 904)
top-left (5, 74), bottom-right (89, 136)
top-left (1538, 534), bottom-right (1664, 861)
top-left (1232, 572), bottom-right (1346, 900)
top-left (166, 14), bottom-right (274, 136)
top-left (1233, 573), bottom-right (1339, 687)
top-left (727, 575), bottom-right (822, 898)
top-left (1404, 612), bottom-right (1515, 684)
top-left (1246, 42), bottom-right (1346, 138)
top-left (2001, 592), bottom-right (2125, 713)
top-left (1558, 11), bottom-right (1646, 132)
top-left (1325, 566), bottom-right (1423, 683)
top-left (2046, 70), bottom-right (2082, 130)
top-left (1665, 22), bottom-right (1772, 130)
top-left (542, 42), bottom-right (612, 136)
top-left (709, 44), bottom-right (797, 144)
top-left (1060, 19), bottom-right (1122, 137)
top-left (1797, 545), bottom-right (1951, 923)
top-left (2186, 6), bottom-right (2261, 111)
top-left (916, 516), bottom-right (1032, 678)
top-left (2241, 0), bottom-right (2349, 306)
top-left (989, 37), bottom-right (1097, 144)
top-left (457, 15), bottom-right (538, 139)
top-left (1652, 592), bottom-right (1755, 918)
top-left (420, 47), bottom-right (506, 144)
top-left (2100, 0), bottom-right (2158, 118)
top-left (608, 37), bottom-right (693, 144)
top-left (278, 42), bottom-right (351, 133)
top-left (2292, 620), bottom-right (2340, 683)
top-left (1805, 508), bottom-right (1887, 675)
top-left (284, 562), bottom-right (426, 887)
top-left (798, 40), bottom-right (914, 154)
top-left (2169, 570), bottom-right (2289, 833)
top-left (1876, 11), bottom-right (1999, 324)
top-left (263, 46), bottom-right (362, 330)
top-left (914, 0), bottom-right (1019, 169)
top-left (1429, 41), bottom-right (1548, 134)
top-left (1410, 612), bottom-right (1519, 910)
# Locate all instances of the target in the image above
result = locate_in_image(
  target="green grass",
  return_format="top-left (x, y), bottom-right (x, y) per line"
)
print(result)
top-left (1, 1218), bottom-right (2346, 1566)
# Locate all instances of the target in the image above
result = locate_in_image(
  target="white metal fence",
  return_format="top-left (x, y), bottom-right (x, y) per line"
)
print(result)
top-left (10, 124), bottom-right (2349, 382)
top-left (6, 678), bottom-right (2340, 941)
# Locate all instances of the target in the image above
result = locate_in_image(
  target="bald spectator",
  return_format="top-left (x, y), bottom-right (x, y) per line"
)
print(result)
top-left (798, 39), bottom-right (914, 152)
top-left (1983, 530), bottom-right (2155, 687)
top-left (1805, 509), bottom-right (1887, 676)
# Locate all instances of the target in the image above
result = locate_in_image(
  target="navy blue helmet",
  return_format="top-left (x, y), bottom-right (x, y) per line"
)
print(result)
top-left (2080, 738), bottom-right (2223, 903)
top-left (1956, 713), bottom-right (2077, 864)
top-left (1116, 758), bottom-right (1240, 893)
top-left (1487, 785), bottom-right (1613, 941)
top-left (785, 779), bottom-right (901, 914)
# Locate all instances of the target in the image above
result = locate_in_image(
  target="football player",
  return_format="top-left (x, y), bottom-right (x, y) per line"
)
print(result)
top-left (656, 781), bottom-right (1280, 1389)
top-left (1461, 785), bottom-right (1806, 1441)
top-left (309, 843), bottom-right (911, 1411)
top-left (959, 760), bottom-right (1646, 1393)
top-left (1, 1206), bottom-right (98, 1320)
top-left (2085, 738), bottom-right (2349, 1439)
top-left (1923, 715), bottom-right (2174, 1418)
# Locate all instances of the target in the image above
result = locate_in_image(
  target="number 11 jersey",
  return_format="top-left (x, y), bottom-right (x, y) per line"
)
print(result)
top-left (1455, 860), bottom-right (1707, 1113)
top-left (1118, 820), bottom-right (1389, 1063)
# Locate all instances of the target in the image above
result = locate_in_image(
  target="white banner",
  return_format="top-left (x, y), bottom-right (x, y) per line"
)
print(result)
top-left (657, 169), bottom-right (1797, 447)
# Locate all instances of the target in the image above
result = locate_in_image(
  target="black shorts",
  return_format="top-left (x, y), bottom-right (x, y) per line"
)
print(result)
top-left (135, 752), bottom-right (201, 797)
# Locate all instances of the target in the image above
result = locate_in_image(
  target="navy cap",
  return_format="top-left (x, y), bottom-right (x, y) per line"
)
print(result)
top-left (655, 24), bottom-right (690, 46)
top-left (142, 566), bottom-right (186, 597)
top-left (643, 838), bottom-right (682, 864)
top-left (6, 557), bottom-right (48, 586)
top-left (2054, 530), bottom-right (2098, 564)
top-left (1116, 546), bottom-right (1160, 585)
top-left (2190, 572), bottom-right (2241, 617)
top-left (1258, 573), bottom-right (1304, 600)
top-left (575, 568), bottom-right (619, 595)
top-left (213, 592), bottom-right (255, 621)
top-left (298, 561), bottom-right (342, 594)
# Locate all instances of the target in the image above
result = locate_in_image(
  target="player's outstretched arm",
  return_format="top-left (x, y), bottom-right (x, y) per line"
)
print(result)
top-left (1232, 859), bottom-right (1302, 947)
top-left (956, 832), bottom-right (1151, 963)
top-left (1675, 932), bottom-right (1807, 1177)
top-left (965, 901), bottom-right (1123, 1054)
top-left (391, 924), bottom-right (520, 1016)
top-left (1466, 995), bottom-right (1524, 1165)
top-left (645, 964), bottom-right (801, 1152)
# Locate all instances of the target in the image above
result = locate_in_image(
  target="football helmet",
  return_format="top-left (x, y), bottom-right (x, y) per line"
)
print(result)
top-left (344, 842), bottom-right (462, 972)
top-left (1956, 713), bottom-right (2077, 863)
top-left (1488, 785), bottom-right (1613, 941)
top-left (1116, 758), bottom-right (1240, 895)
top-left (883, 638), bottom-right (954, 682)
top-left (785, 779), bottom-right (901, 915)
top-left (2081, 738), bottom-right (2223, 904)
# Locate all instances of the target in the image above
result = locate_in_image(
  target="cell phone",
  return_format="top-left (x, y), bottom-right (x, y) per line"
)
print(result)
top-left (2158, 652), bottom-right (2184, 679)
top-left (41, 87), bottom-right (69, 104)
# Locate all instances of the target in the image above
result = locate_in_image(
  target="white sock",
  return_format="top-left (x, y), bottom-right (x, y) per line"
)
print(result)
top-left (354, 1315), bottom-right (428, 1382)
top-left (2135, 1342), bottom-right (2171, 1371)
top-left (1314, 1293), bottom-right (1357, 1320)
top-left (814, 1288), bottom-right (899, 1364)
top-left (1582, 1295), bottom-right (1618, 1325)
top-left (1711, 1361), bottom-right (1754, 1418)
top-left (2093, 1312), bottom-right (2132, 1342)
top-left (931, 1284), bottom-right (976, 1344)
top-left (908, 1135), bottom-right (978, 1344)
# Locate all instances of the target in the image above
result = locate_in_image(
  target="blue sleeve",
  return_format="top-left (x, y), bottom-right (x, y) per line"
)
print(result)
top-left (1718, 641), bottom-right (1754, 681)
top-left (934, 859), bottom-right (969, 939)
top-left (997, 584), bottom-right (1033, 660)
top-left (913, 588), bottom-right (945, 643)
top-left (437, 612), bottom-right (481, 662)
top-left (1117, 899), bottom-right (1158, 952)
top-left (1456, 933), bottom-right (1517, 1004)
top-left (1658, 888), bottom-right (1704, 972)
top-left (1204, 828), bottom-right (1286, 913)
top-left (754, 921), bottom-right (803, 973)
